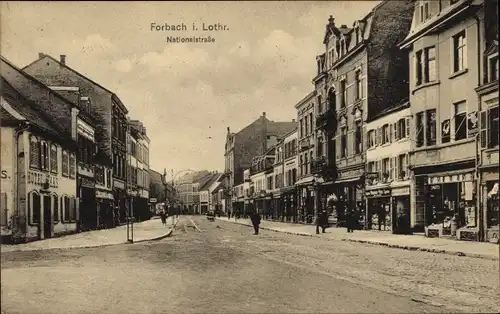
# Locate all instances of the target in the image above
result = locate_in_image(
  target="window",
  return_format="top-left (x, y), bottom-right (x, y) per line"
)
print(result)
top-left (340, 80), bottom-right (347, 107)
top-left (69, 153), bottom-right (76, 178)
top-left (382, 158), bottom-right (390, 181)
top-left (419, 1), bottom-right (430, 23)
top-left (367, 161), bottom-right (375, 173)
top-left (416, 50), bottom-right (423, 86)
top-left (382, 124), bottom-right (390, 144)
top-left (317, 95), bottom-right (323, 113)
top-left (309, 113), bottom-right (313, 133)
top-left (355, 70), bottom-right (363, 100)
top-left (396, 118), bottom-right (407, 140)
top-left (367, 130), bottom-right (375, 148)
top-left (416, 112), bottom-right (425, 147)
top-left (481, 106), bottom-right (499, 148)
top-left (0, 193), bottom-right (7, 226)
top-left (29, 191), bottom-right (41, 225)
top-left (304, 154), bottom-right (309, 174)
top-left (62, 150), bottom-right (69, 176)
top-left (340, 127), bottom-right (347, 158)
top-left (299, 155), bottom-right (303, 176)
top-left (425, 47), bottom-right (436, 82)
top-left (53, 194), bottom-right (59, 223)
top-left (299, 119), bottom-right (303, 138)
top-left (30, 136), bottom-right (40, 168)
top-left (426, 109), bottom-right (437, 145)
top-left (40, 141), bottom-right (49, 170)
top-left (95, 166), bottom-right (104, 185)
top-left (304, 118), bottom-right (308, 136)
top-left (454, 101), bottom-right (467, 141)
top-left (355, 123), bottom-right (362, 154)
top-left (489, 54), bottom-right (499, 82)
top-left (50, 144), bottom-right (58, 173)
top-left (453, 31), bottom-right (467, 73)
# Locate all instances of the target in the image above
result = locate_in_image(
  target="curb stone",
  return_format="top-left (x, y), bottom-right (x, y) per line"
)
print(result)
top-left (133, 219), bottom-right (180, 243)
top-left (342, 238), bottom-right (498, 261)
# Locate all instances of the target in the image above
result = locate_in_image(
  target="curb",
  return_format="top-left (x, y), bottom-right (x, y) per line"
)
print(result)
top-left (342, 238), bottom-right (499, 261)
top-left (219, 219), bottom-right (314, 237)
top-left (133, 218), bottom-right (181, 244)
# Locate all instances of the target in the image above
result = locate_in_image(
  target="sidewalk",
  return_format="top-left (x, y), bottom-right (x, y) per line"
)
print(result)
top-left (217, 217), bottom-right (499, 260)
top-left (1, 217), bottom-right (179, 253)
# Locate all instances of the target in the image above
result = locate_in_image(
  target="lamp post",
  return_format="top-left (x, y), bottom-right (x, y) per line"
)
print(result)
top-left (312, 178), bottom-right (320, 225)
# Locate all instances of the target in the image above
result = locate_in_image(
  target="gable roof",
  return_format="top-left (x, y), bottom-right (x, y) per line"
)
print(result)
top-left (199, 173), bottom-right (221, 191)
top-left (23, 53), bottom-right (128, 114)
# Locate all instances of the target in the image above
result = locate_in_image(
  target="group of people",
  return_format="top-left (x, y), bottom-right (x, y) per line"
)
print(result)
top-left (159, 206), bottom-right (179, 226)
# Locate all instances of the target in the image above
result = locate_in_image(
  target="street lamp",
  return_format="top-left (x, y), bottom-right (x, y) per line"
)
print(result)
top-left (312, 178), bottom-right (320, 225)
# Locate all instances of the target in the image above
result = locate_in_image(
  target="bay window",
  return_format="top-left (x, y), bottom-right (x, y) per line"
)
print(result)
top-left (382, 158), bottom-right (390, 182)
top-left (69, 153), bottom-right (76, 178)
top-left (415, 46), bottom-right (436, 86)
top-left (416, 112), bottom-right (424, 147)
top-left (489, 54), bottom-right (499, 82)
top-left (382, 124), bottom-right (390, 144)
top-left (40, 141), bottom-right (49, 171)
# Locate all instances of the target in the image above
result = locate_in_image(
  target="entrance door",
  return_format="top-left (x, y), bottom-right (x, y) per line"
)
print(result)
top-left (43, 195), bottom-right (51, 239)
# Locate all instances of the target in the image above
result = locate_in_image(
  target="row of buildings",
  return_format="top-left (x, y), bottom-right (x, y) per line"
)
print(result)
top-left (0, 53), bottom-right (153, 243)
top-left (173, 170), bottom-right (222, 215)
top-left (220, 0), bottom-right (499, 243)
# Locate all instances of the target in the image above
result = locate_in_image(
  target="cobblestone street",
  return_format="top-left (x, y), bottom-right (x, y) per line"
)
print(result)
top-left (1, 216), bottom-right (498, 314)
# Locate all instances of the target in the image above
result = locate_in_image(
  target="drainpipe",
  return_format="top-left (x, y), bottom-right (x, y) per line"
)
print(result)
top-left (473, 12), bottom-right (483, 241)
top-left (13, 122), bottom-right (30, 243)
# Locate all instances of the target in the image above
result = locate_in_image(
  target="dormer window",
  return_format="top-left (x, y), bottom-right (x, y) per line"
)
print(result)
top-left (419, 1), bottom-right (431, 23)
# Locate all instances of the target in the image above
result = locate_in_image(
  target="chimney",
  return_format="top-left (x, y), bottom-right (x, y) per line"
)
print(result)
top-left (227, 127), bottom-right (230, 133)
top-left (340, 24), bottom-right (347, 28)
top-left (328, 15), bottom-right (335, 26)
top-left (60, 55), bottom-right (66, 65)
top-left (262, 112), bottom-right (266, 117)
top-left (292, 119), bottom-right (296, 123)
top-left (38, 52), bottom-right (45, 59)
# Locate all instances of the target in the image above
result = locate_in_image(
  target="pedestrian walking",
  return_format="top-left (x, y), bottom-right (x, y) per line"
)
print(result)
top-left (316, 209), bottom-right (328, 234)
top-left (346, 209), bottom-right (355, 233)
top-left (227, 210), bottom-right (231, 220)
top-left (250, 209), bottom-right (261, 235)
top-left (160, 210), bottom-right (167, 226)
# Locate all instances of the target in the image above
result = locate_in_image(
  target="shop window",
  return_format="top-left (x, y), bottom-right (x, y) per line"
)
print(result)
top-left (62, 150), bottom-right (69, 176)
top-left (29, 191), bottom-right (41, 225)
top-left (486, 182), bottom-right (499, 227)
top-left (453, 31), bottom-right (467, 73)
top-left (52, 194), bottom-right (59, 223)
top-left (454, 101), bottom-right (467, 141)
top-left (426, 109), bottom-right (437, 145)
top-left (30, 136), bottom-right (40, 169)
top-left (340, 127), bottom-right (347, 158)
top-left (0, 193), bottom-right (7, 226)
top-left (50, 144), bottom-right (58, 173)
top-left (480, 106), bottom-right (499, 149)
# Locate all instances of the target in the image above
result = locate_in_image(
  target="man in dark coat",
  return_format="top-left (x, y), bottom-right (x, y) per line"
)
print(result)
top-left (346, 209), bottom-right (355, 233)
top-left (316, 209), bottom-right (328, 234)
top-left (250, 209), bottom-right (261, 235)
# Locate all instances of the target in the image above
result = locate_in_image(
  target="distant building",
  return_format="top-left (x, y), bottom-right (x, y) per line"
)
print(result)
top-left (175, 170), bottom-right (210, 213)
top-left (198, 173), bottom-right (222, 214)
top-left (223, 112), bottom-right (296, 215)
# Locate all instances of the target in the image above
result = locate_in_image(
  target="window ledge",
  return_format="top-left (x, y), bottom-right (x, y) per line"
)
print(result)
top-left (449, 69), bottom-right (468, 80)
top-left (412, 80), bottom-right (441, 95)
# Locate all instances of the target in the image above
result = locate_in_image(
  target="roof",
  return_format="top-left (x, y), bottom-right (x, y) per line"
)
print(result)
top-left (267, 121), bottom-right (297, 137)
top-left (294, 91), bottom-right (316, 109)
top-left (148, 169), bottom-right (164, 185)
top-left (23, 53), bottom-right (128, 114)
top-left (1, 79), bottom-right (62, 137)
top-left (199, 173), bottom-right (221, 191)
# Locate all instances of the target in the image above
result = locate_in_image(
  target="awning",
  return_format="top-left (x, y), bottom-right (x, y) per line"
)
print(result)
top-left (335, 176), bottom-right (362, 184)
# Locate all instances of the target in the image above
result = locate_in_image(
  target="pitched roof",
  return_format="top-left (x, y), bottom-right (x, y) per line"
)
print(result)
top-left (199, 173), bottom-right (221, 191)
top-left (148, 169), bottom-right (164, 185)
top-left (23, 53), bottom-right (128, 114)
top-left (267, 121), bottom-right (297, 137)
top-left (1, 79), bottom-right (62, 136)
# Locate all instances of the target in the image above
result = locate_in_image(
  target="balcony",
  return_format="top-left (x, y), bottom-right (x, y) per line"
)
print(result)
top-left (299, 136), bottom-right (313, 151)
top-left (316, 109), bottom-right (337, 132)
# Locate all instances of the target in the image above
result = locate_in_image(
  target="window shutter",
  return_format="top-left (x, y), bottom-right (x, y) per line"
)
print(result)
top-left (480, 110), bottom-right (487, 148)
top-left (378, 159), bottom-right (383, 180)
top-left (378, 127), bottom-right (383, 145)
top-left (389, 157), bottom-right (394, 180)
top-left (394, 156), bottom-right (400, 181)
top-left (405, 153), bottom-right (410, 178)
top-left (364, 129), bottom-right (369, 150)
top-left (405, 117), bottom-right (410, 138)
top-left (375, 128), bottom-right (379, 146)
top-left (393, 123), bottom-right (398, 141)
top-left (75, 198), bottom-right (79, 221)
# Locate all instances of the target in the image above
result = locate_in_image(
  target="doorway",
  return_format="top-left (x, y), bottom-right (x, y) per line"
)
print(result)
top-left (43, 195), bottom-right (52, 239)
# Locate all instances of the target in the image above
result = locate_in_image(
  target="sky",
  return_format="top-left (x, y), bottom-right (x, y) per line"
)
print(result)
top-left (1, 1), bottom-right (379, 180)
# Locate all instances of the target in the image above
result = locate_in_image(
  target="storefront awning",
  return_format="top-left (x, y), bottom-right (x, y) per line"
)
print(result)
top-left (295, 176), bottom-right (324, 186)
top-left (335, 176), bottom-right (362, 184)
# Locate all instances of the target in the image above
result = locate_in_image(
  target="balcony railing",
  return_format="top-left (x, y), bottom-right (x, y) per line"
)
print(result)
top-left (316, 109), bottom-right (337, 132)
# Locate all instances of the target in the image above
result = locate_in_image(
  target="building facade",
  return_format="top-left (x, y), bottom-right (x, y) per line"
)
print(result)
top-left (365, 103), bottom-right (412, 233)
top-left (399, 0), bottom-right (487, 240)
top-left (295, 91), bottom-right (317, 223)
top-left (279, 129), bottom-right (299, 222)
top-left (476, 0), bottom-right (498, 243)
top-left (1, 57), bottom-right (80, 242)
top-left (23, 53), bottom-right (129, 226)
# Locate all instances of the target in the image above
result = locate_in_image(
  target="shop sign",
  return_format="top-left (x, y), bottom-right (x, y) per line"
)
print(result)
top-left (338, 168), bottom-right (363, 180)
top-left (28, 170), bottom-right (58, 188)
top-left (366, 188), bottom-right (391, 198)
top-left (113, 179), bottom-right (125, 190)
top-left (427, 172), bottom-right (474, 185)
top-left (96, 190), bottom-right (114, 200)
top-left (79, 177), bottom-right (95, 189)
top-left (392, 186), bottom-right (410, 196)
top-left (365, 172), bottom-right (379, 180)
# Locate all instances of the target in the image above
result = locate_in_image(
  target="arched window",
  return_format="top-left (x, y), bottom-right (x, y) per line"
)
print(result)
top-left (52, 194), bottom-right (59, 223)
top-left (50, 144), bottom-right (58, 173)
top-left (30, 136), bottom-right (40, 168)
top-left (29, 191), bottom-right (41, 225)
top-left (62, 150), bottom-right (69, 176)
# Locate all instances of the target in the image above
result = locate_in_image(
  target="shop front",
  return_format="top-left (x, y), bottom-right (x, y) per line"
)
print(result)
top-left (366, 188), bottom-right (392, 231)
top-left (391, 185), bottom-right (411, 234)
top-left (482, 170), bottom-right (499, 243)
top-left (78, 175), bottom-right (96, 231)
top-left (96, 189), bottom-right (114, 229)
top-left (113, 178), bottom-right (127, 225)
top-left (333, 167), bottom-right (365, 228)
top-left (418, 170), bottom-right (478, 240)
top-left (280, 186), bottom-right (296, 222)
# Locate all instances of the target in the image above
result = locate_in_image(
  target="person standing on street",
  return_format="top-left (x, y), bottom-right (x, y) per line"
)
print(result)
top-left (160, 210), bottom-right (166, 226)
top-left (250, 209), bottom-right (261, 235)
top-left (316, 209), bottom-right (328, 234)
top-left (346, 208), bottom-right (355, 233)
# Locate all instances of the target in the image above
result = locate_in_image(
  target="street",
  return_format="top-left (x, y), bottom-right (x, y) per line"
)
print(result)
top-left (1, 216), bottom-right (498, 314)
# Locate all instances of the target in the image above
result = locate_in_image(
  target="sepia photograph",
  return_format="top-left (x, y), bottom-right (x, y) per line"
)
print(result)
top-left (0, 0), bottom-right (499, 313)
